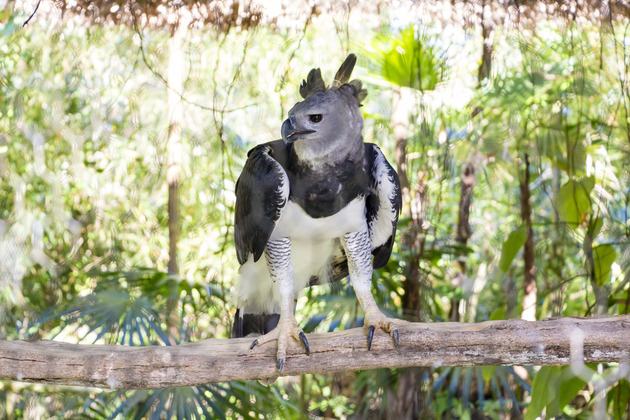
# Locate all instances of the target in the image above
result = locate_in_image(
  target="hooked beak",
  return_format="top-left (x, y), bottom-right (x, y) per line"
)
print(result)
top-left (281, 118), bottom-right (315, 144)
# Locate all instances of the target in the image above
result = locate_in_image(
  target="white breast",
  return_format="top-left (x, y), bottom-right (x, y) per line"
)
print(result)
top-left (270, 196), bottom-right (367, 241)
top-left (235, 196), bottom-right (368, 314)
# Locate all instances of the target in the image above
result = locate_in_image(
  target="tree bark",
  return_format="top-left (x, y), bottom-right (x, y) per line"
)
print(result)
top-left (520, 153), bottom-right (537, 321)
top-left (1, 316), bottom-right (628, 389)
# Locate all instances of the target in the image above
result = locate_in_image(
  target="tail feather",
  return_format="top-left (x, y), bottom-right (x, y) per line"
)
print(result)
top-left (232, 309), bottom-right (280, 338)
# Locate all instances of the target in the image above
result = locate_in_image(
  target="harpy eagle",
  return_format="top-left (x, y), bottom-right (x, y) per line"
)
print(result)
top-left (232, 54), bottom-right (403, 372)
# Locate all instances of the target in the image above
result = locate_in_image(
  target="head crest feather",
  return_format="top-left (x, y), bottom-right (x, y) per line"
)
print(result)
top-left (298, 54), bottom-right (367, 105)
top-left (299, 68), bottom-right (326, 99)
top-left (332, 54), bottom-right (357, 87)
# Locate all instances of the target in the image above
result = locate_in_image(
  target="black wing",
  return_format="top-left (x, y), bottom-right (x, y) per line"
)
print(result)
top-left (364, 143), bottom-right (402, 269)
top-left (234, 142), bottom-right (289, 265)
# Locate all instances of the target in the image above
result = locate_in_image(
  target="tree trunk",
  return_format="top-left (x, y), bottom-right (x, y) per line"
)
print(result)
top-left (478, 0), bottom-right (493, 83)
top-left (451, 163), bottom-right (475, 321)
top-left (393, 87), bottom-right (410, 204)
top-left (166, 25), bottom-right (186, 275)
top-left (520, 153), bottom-right (536, 321)
top-left (451, 1), bottom-right (492, 320)
top-left (392, 86), bottom-right (422, 322)
top-left (584, 228), bottom-right (609, 315)
top-left (391, 86), bottom-right (423, 420)
top-left (387, 368), bottom-right (419, 420)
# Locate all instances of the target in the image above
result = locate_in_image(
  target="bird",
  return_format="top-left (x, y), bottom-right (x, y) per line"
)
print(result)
top-left (232, 54), bottom-right (403, 373)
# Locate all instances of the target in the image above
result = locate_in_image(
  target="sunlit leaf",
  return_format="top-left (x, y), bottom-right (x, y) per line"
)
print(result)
top-left (526, 366), bottom-right (587, 419)
top-left (499, 225), bottom-right (528, 272)
top-left (557, 178), bottom-right (594, 227)
top-left (588, 217), bottom-right (604, 239)
top-left (482, 366), bottom-right (497, 382)
top-left (552, 373), bottom-right (586, 418)
top-left (592, 244), bottom-right (617, 286)
top-left (371, 25), bottom-right (445, 91)
top-left (487, 308), bottom-right (505, 324)
top-left (525, 366), bottom-right (558, 420)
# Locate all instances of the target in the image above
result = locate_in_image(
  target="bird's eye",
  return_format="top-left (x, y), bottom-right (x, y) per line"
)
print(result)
top-left (309, 114), bottom-right (323, 123)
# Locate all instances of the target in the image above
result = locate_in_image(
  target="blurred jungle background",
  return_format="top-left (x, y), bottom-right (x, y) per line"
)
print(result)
top-left (1, 0), bottom-right (630, 418)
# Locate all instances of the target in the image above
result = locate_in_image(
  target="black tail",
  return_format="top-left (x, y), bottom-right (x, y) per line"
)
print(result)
top-left (232, 309), bottom-right (280, 338)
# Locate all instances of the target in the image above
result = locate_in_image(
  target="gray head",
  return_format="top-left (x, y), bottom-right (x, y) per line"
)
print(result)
top-left (281, 54), bottom-right (367, 166)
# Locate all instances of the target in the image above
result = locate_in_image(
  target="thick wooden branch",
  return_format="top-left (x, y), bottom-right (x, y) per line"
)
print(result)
top-left (1, 316), bottom-right (629, 389)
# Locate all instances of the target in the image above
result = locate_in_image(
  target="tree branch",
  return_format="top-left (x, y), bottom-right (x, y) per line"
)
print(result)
top-left (1, 316), bottom-right (629, 390)
top-left (22, 0), bottom-right (42, 26)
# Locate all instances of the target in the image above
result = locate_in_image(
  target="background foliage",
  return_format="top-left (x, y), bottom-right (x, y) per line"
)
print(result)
top-left (1, 1), bottom-right (629, 419)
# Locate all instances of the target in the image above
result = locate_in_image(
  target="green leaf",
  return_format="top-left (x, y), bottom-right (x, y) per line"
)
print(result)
top-left (581, 175), bottom-right (596, 192)
top-left (489, 307), bottom-right (505, 321)
top-left (379, 25), bottom-right (442, 91)
top-left (525, 366), bottom-right (559, 420)
top-left (481, 366), bottom-right (497, 382)
top-left (557, 178), bottom-right (594, 227)
top-left (550, 369), bottom-right (587, 417)
top-left (588, 217), bottom-right (604, 239)
top-left (608, 379), bottom-right (629, 420)
top-left (593, 244), bottom-right (617, 286)
top-left (499, 225), bottom-right (528, 272)
top-left (1, 15), bottom-right (21, 37)
top-left (526, 366), bottom-right (587, 419)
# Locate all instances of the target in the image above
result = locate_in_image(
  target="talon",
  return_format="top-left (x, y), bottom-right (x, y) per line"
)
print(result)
top-left (367, 325), bottom-right (375, 350)
top-left (250, 339), bottom-right (258, 350)
top-left (299, 331), bottom-right (310, 355)
top-left (393, 329), bottom-right (399, 347)
top-left (277, 358), bottom-right (284, 373)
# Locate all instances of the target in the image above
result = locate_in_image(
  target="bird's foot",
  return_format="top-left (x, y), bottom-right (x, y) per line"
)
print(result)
top-left (363, 309), bottom-right (407, 351)
top-left (250, 316), bottom-right (309, 373)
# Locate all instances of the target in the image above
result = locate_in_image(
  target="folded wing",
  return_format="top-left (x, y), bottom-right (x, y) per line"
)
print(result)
top-left (234, 144), bottom-right (289, 265)
top-left (365, 143), bottom-right (402, 269)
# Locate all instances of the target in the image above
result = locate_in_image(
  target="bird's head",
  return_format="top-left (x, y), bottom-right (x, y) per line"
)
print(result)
top-left (281, 54), bottom-right (367, 166)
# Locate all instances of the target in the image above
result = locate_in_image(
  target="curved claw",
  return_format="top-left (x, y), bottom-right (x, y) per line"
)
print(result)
top-left (393, 329), bottom-right (399, 347)
top-left (299, 331), bottom-right (310, 355)
top-left (367, 325), bottom-right (375, 350)
top-left (277, 358), bottom-right (284, 373)
top-left (250, 339), bottom-right (258, 350)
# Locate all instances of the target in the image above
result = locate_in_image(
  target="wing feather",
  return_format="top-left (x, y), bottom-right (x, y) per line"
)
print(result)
top-left (234, 143), bottom-right (289, 265)
top-left (364, 143), bottom-right (402, 269)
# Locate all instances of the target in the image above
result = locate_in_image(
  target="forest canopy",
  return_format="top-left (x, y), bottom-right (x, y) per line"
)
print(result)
top-left (1, 0), bottom-right (630, 418)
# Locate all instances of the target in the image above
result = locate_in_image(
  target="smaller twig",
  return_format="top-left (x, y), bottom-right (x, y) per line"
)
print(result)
top-left (129, 8), bottom-right (255, 114)
top-left (22, 0), bottom-right (42, 27)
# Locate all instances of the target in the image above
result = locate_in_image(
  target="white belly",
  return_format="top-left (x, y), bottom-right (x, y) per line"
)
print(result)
top-left (235, 239), bottom-right (339, 313)
top-left (235, 197), bottom-right (367, 314)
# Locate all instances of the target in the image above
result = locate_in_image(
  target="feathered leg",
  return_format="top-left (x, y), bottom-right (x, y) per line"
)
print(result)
top-left (250, 238), bottom-right (309, 372)
top-left (343, 227), bottom-right (406, 350)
